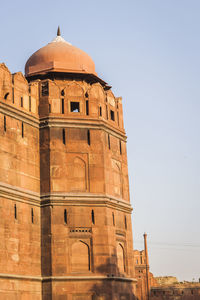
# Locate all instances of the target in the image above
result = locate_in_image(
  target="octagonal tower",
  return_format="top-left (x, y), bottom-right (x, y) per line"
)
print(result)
top-left (0, 28), bottom-right (137, 300)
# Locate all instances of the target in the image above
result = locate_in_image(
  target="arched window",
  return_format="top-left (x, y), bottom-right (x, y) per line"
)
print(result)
top-left (71, 241), bottom-right (90, 272)
top-left (117, 243), bottom-right (125, 273)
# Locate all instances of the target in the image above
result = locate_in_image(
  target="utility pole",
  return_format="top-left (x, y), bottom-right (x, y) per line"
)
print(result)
top-left (144, 233), bottom-right (150, 300)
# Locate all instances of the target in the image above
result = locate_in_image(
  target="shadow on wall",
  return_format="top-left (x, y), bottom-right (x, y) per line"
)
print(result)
top-left (90, 257), bottom-right (139, 300)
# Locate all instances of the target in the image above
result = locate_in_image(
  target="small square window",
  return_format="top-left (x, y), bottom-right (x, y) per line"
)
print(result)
top-left (110, 110), bottom-right (115, 121)
top-left (70, 102), bottom-right (80, 112)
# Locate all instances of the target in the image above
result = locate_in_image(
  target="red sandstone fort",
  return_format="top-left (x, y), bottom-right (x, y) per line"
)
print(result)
top-left (0, 28), bottom-right (199, 300)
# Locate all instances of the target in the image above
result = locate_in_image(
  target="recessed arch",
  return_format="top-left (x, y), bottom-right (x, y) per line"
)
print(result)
top-left (71, 240), bottom-right (90, 272)
top-left (67, 156), bottom-right (87, 192)
top-left (117, 243), bottom-right (125, 273)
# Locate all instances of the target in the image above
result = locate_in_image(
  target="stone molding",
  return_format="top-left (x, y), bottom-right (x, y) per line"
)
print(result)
top-left (0, 182), bottom-right (133, 213)
top-left (40, 116), bottom-right (127, 140)
top-left (0, 101), bottom-right (39, 128)
top-left (0, 182), bottom-right (40, 206)
top-left (0, 273), bottom-right (137, 283)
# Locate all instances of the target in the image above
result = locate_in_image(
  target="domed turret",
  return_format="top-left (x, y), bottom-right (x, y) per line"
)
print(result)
top-left (25, 27), bottom-right (97, 77)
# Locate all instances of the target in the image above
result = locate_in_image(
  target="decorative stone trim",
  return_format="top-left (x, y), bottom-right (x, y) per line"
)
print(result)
top-left (39, 116), bottom-right (127, 141)
top-left (0, 273), bottom-right (137, 283)
top-left (0, 182), bottom-right (133, 213)
top-left (0, 101), bottom-right (39, 128)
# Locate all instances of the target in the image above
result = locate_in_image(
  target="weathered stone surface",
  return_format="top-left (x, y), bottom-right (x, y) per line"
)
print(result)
top-left (0, 34), bottom-right (138, 299)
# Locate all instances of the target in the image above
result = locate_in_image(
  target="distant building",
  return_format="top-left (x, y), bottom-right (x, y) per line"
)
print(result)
top-left (134, 234), bottom-right (157, 300)
top-left (150, 278), bottom-right (200, 300)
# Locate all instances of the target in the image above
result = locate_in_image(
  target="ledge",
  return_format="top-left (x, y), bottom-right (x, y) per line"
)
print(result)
top-left (0, 273), bottom-right (137, 283)
top-left (0, 182), bottom-right (133, 212)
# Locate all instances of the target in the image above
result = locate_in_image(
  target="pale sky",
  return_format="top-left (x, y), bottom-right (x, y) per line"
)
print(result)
top-left (0, 0), bottom-right (200, 281)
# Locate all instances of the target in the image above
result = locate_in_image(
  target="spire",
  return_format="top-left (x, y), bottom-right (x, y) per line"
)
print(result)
top-left (57, 26), bottom-right (61, 36)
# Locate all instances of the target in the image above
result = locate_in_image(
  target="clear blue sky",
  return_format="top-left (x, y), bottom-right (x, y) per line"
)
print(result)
top-left (1, 0), bottom-right (200, 281)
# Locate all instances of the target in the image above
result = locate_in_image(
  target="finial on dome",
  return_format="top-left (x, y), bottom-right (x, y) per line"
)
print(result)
top-left (57, 26), bottom-right (61, 36)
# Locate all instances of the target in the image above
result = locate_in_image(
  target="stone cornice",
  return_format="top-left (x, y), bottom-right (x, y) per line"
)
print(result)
top-left (0, 273), bottom-right (137, 283)
top-left (0, 182), bottom-right (40, 205)
top-left (40, 116), bottom-right (127, 141)
top-left (41, 192), bottom-right (133, 213)
top-left (0, 101), bottom-right (39, 128)
top-left (0, 182), bottom-right (133, 213)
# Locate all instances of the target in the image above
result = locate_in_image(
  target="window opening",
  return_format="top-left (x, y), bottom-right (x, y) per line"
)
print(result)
top-left (112, 212), bottom-right (115, 226)
top-left (29, 96), bottom-right (31, 112)
top-left (31, 208), bottom-right (34, 224)
top-left (119, 140), bottom-right (122, 155)
top-left (91, 210), bottom-right (95, 224)
top-left (87, 129), bottom-right (90, 145)
top-left (12, 88), bottom-right (14, 103)
top-left (41, 82), bottom-right (49, 96)
top-left (124, 215), bottom-right (127, 230)
top-left (14, 204), bottom-right (17, 219)
top-left (22, 122), bottom-right (24, 138)
top-left (108, 134), bottom-right (110, 149)
top-left (61, 89), bottom-right (65, 96)
top-left (110, 110), bottom-right (115, 121)
top-left (4, 116), bottom-right (6, 132)
top-left (61, 98), bottom-right (64, 114)
top-left (86, 100), bottom-right (89, 115)
top-left (99, 106), bottom-right (102, 116)
top-left (64, 209), bottom-right (67, 224)
top-left (62, 129), bottom-right (66, 145)
top-left (29, 86), bottom-right (31, 93)
top-left (4, 92), bottom-right (9, 100)
top-left (21, 97), bottom-right (23, 108)
top-left (49, 104), bottom-right (51, 113)
top-left (85, 92), bottom-right (88, 98)
top-left (70, 102), bottom-right (80, 113)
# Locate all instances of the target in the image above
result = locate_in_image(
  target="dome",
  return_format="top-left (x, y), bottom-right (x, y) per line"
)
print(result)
top-left (25, 28), bottom-right (97, 77)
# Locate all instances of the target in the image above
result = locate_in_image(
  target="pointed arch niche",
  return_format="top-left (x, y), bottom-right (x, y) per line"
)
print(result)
top-left (112, 159), bottom-right (122, 196)
top-left (66, 154), bottom-right (88, 192)
top-left (71, 240), bottom-right (90, 273)
top-left (117, 243), bottom-right (126, 274)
